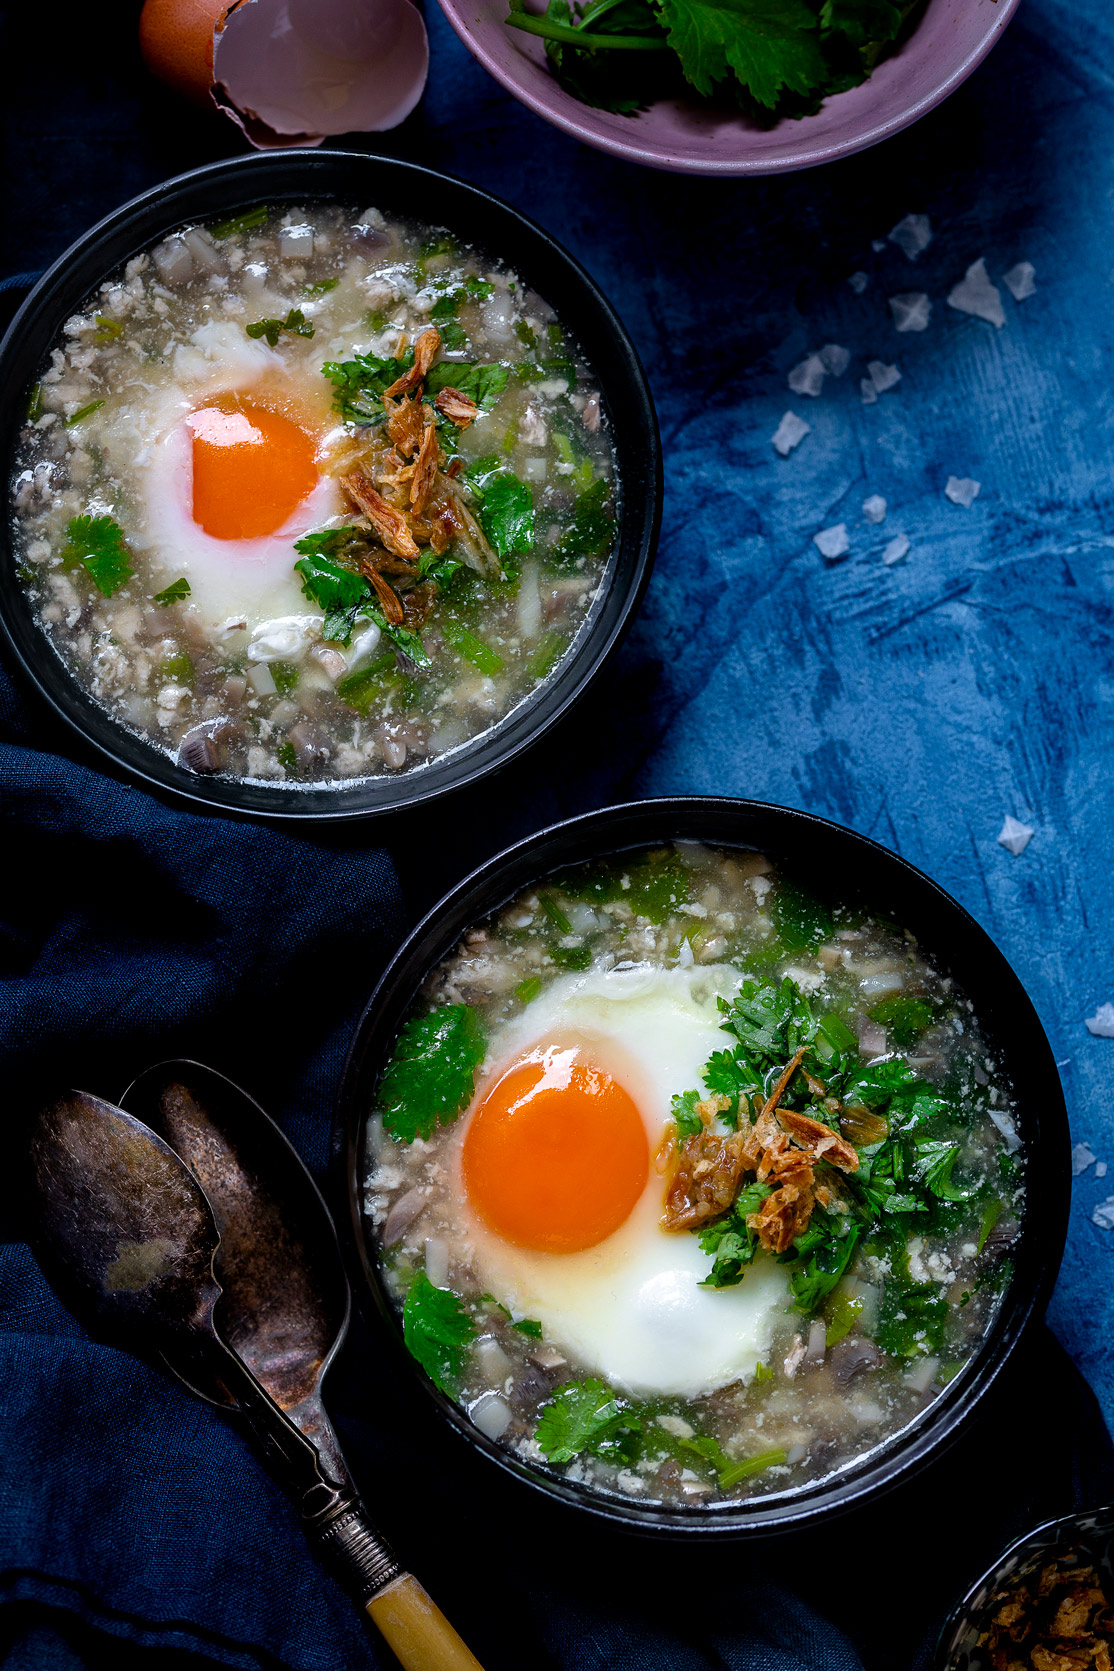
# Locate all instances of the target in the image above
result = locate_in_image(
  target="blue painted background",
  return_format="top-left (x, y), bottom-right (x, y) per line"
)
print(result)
top-left (1, 1), bottom-right (1112, 1664)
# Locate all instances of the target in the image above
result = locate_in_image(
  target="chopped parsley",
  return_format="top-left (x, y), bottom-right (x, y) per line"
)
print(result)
top-left (60, 514), bottom-right (133, 597)
top-left (403, 1273), bottom-right (478, 1393)
top-left (378, 1004), bottom-right (487, 1143)
top-left (153, 577), bottom-right (191, 607)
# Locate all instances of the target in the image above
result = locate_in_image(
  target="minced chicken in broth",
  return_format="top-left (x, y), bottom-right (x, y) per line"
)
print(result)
top-left (364, 844), bottom-right (1024, 1509)
top-left (10, 203), bottom-right (617, 784)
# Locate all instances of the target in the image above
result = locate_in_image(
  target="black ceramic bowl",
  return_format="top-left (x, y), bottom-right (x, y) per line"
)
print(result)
top-left (0, 152), bottom-right (660, 821)
top-left (936, 1505), bottom-right (1114, 1668)
top-left (335, 797), bottom-right (1070, 1539)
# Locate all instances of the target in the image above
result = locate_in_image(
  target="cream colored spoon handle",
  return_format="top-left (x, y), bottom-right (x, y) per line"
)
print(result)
top-left (366, 1572), bottom-right (485, 1671)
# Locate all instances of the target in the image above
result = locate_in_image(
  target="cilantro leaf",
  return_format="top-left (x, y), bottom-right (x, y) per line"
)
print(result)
top-left (657, 0), bottom-right (828, 108)
top-left (789, 1216), bottom-right (861, 1315)
top-left (60, 514), bottom-right (133, 597)
top-left (820, 0), bottom-right (904, 47)
top-left (471, 469), bottom-right (535, 559)
top-left (702, 1049), bottom-right (752, 1118)
top-left (911, 1139), bottom-right (972, 1202)
top-left (769, 878), bottom-right (833, 953)
top-left (696, 1181), bottom-right (772, 1287)
top-left (512, 1318), bottom-right (543, 1338)
top-left (552, 477), bottom-right (615, 568)
top-left (153, 577), bottom-right (190, 606)
top-left (869, 994), bottom-right (935, 1045)
top-left (247, 308), bottom-right (314, 346)
top-left (294, 547), bottom-right (372, 646)
top-left (402, 1272), bottom-right (478, 1393)
top-left (876, 1270), bottom-right (948, 1358)
top-left (323, 348), bottom-right (413, 423)
top-left (535, 1378), bottom-right (642, 1465)
top-left (379, 1005), bottom-right (487, 1143)
top-left (426, 361), bottom-right (510, 411)
top-left (672, 1089), bottom-right (704, 1141)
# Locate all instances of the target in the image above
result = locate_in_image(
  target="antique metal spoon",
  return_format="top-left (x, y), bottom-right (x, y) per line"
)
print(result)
top-left (28, 1086), bottom-right (483, 1671)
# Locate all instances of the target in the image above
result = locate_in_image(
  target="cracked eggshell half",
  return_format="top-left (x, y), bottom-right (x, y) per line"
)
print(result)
top-left (139, 0), bottom-right (429, 147)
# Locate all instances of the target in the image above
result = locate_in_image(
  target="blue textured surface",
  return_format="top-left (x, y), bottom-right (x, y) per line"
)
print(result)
top-left (1, 0), bottom-right (1112, 1666)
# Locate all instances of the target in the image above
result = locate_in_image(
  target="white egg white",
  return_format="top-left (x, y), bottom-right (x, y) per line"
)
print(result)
top-left (454, 964), bottom-right (792, 1400)
top-left (96, 320), bottom-right (344, 632)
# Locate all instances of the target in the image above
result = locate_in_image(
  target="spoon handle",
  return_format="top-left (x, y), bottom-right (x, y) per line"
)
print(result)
top-left (366, 1573), bottom-right (485, 1671)
top-left (311, 1504), bottom-right (484, 1671)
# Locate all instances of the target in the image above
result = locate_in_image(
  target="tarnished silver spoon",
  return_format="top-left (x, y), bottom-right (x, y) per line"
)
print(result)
top-left (28, 1089), bottom-right (483, 1671)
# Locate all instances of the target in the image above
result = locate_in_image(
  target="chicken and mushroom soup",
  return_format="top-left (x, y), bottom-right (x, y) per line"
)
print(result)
top-left (364, 844), bottom-right (1024, 1508)
top-left (10, 203), bottom-right (617, 783)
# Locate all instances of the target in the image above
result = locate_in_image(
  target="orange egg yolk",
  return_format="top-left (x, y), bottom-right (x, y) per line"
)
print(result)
top-left (462, 1046), bottom-right (650, 1254)
top-left (187, 401), bottom-right (318, 539)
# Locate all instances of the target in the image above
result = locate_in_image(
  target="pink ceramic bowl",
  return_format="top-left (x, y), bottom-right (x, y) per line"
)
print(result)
top-left (436, 0), bottom-right (1021, 175)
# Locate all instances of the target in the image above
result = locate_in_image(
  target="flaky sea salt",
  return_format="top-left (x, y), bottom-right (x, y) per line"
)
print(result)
top-left (819, 343), bottom-right (851, 376)
top-left (946, 476), bottom-right (981, 507)
top-left (867, 360), bottom-right (902, 393)
top-left (788, 354), bottom-right (827, 397)
top-left (889, 292), bottom-right (933, 332)
top-left (1003, 261), bottom-right (1037, 301)
top-left (997, 815), bottom-right (1034, 856)
top-left (1072, 1143), bottom-right (1098, 1176)
top-left (947, 258), bottom-right (1005, 327)
top-left (848, 271), bottom-right (870, 294)
top-left (1092, 1199), bottom-right (1114, 1231)
top-left (860, 379), bottom-right (878, 405)
top-left (814, 524), bottom-right (850, 560)
top-left (882, 533), bottom-right (910, 565)
top-left (1085, 1003), bottom-right (1114, 1039)
top-left (863, 494), bottom-right (887, 523)
top-left (772, 411), bottom-right (810, 455)
top-left (889, 213), bottom-right (933, 260)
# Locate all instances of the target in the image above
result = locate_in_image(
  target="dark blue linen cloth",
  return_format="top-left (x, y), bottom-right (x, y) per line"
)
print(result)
top-left (2, 1), bottom-right (1113, 1666)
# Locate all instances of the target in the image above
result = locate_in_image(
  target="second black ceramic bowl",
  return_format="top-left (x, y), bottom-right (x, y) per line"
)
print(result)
top-left (335, 797), bottom-right (1070, 1539)
top-left (0, 151), bottom-right (660, 821)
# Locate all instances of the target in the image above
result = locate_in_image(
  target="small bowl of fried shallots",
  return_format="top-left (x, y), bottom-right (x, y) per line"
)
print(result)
top-left (938, 1505), bottom-right (1114, 1670)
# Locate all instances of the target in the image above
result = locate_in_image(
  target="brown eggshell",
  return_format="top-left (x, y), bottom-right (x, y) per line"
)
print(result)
top-left (138, 0), bottom-right (229, 107)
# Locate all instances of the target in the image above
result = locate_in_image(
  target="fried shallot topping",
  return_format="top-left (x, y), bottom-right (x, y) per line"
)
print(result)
top-left (410, 421), bottom-right (441, 515)
top-left (778, 1109), bottom-right (860, 1172)
top-left (433, 386), bottom-right (479, 427)
top-left (661, 1043), bottom-right (864, 1252)
top-left (384, 394), bottom-right (424, 459)
top-left (383, 327), bottom-right (441, 398)
top-left (341, 471), bottom-right (420, 561)
top-left (978, 1554), bottom-right (1114, 1671)
top-left (360, 563), bottom-right (405, 625)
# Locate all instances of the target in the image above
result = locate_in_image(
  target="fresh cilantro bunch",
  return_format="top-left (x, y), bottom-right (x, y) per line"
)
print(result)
top-left (669, 968), bottom-right (1002, 1348)
top-left (505, 0), bottom-right (924, 120)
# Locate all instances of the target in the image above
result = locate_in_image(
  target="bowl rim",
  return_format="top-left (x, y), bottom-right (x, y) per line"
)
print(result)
top-left (0, 150), bottom-right (661, 823)
top-left (935, 1502), bottom-right (1114, 1668)
top-left (333, 794), bottom-right (1070, 1539)
top-left (434, 0), bottom-right (1022, 177)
